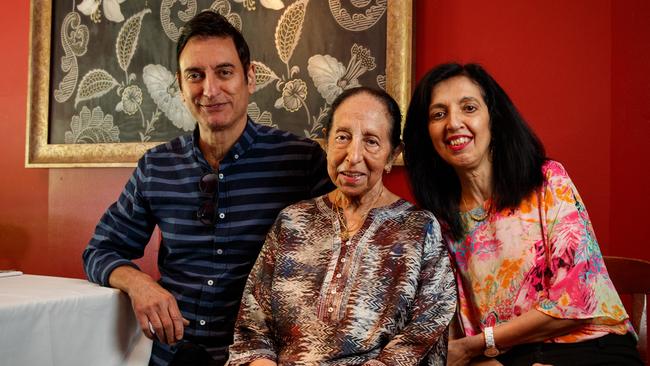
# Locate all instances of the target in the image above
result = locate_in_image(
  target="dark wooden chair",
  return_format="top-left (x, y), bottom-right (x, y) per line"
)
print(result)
top-left (604, 255), bottom-right (650, 363)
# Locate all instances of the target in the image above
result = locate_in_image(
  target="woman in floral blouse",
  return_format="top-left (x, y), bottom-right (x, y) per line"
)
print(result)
top-left (228, 87), bottom-right (457, 366)
top-left (403, 63), bottom-right (642, 366)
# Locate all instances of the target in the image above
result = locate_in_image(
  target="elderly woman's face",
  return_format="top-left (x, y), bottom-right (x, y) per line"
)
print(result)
top-left (326, 93), bottom-right (394, 199)
top-left (427, 75), bottom-right (491, 173)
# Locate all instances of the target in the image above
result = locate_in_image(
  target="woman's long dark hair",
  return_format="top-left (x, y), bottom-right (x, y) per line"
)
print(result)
top-left (403, 63), bottom-right (547, 240)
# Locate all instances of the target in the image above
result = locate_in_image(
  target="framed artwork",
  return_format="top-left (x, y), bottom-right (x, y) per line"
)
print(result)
top-left (26, 0), bottom-right (413, 167)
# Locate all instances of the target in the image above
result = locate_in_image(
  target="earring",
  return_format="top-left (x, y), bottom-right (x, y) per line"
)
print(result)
top-left (384, 165), bottom-right (392, 174)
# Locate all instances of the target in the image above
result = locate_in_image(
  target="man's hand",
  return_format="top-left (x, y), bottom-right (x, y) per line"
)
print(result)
top-left (109, 266), bottom-right (189, 344)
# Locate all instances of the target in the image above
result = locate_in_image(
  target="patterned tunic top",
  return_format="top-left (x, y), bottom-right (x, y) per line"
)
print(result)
top-left (447, 160), bottom-right (634, 342)
top-left (229, 196), bottom-right (457, 366)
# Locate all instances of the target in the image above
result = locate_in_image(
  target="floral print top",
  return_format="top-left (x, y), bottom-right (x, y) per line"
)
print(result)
top-left (446, 160), bottom-right (634, 342)
top-left (229, 196), bottom-right (457, 365)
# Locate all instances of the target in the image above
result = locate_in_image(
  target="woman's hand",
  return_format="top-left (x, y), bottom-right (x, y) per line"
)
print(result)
top-left (447, 336), bottom-right (483, 366)
top-left (249, 359), bottom-right (277, 366)
top-left (468, 359), bottom-right (503, 366)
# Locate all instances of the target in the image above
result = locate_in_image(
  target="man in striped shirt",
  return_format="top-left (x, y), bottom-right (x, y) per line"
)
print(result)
top-left (82, 11), bottom-right (332, 366)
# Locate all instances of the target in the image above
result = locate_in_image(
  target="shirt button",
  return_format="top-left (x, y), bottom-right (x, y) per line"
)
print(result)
top-left (327, 307), bottom-right (334, 313)
top-left (336, 273), bottom-right (342, 278)
top-left (218, 173), bottom-right (224, 180)
top-left (340, 258), bottom-right (346, 263)
top-left (219, 213), bottom-right (225, 219)
top-left (207, 280), bottom-right (214, 286)
top-left (199, 320), bottom-right (206, 326)
top-left (216, 249), bottom-right (223, 255)
top-left (331, 289), bottom-right (337, 294)
top-left (234, 154), bottom-right (239, 159)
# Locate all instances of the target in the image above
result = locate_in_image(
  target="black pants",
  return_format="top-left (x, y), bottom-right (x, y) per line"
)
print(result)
top-left (496, 333), bottom-right (644, 366)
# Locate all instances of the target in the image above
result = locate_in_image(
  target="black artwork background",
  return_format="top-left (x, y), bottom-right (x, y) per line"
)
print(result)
top-left (48, 0), bottom-right (387, 144)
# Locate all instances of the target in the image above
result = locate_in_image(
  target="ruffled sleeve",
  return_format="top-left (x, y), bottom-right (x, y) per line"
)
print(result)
top-left (535, 161), bottom-right (628, 325)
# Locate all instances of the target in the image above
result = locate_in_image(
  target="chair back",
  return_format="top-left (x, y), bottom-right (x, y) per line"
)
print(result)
top-left (604, 255), bottom-right (650, 363)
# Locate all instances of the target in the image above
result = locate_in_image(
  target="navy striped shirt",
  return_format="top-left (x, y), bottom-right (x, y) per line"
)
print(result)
top-left (83, 120), bottom-right (333, 365)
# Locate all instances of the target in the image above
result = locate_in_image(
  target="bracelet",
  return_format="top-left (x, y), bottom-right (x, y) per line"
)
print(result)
top-left (483, 326), bottom-right (500, 357)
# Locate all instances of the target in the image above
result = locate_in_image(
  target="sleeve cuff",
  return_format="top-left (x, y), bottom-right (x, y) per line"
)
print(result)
top-left (99, 259), bottom-right (140, 286)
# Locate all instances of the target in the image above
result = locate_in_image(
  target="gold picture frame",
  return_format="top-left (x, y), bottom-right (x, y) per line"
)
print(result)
top-left (26, 0), bottom-right (413, 168)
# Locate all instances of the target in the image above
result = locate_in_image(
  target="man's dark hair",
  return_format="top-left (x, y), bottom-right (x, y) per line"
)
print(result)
top-left (325, 87), bottom-right (402, 150)
top-left (403, 63), bottom-right (547, 240)
top-left (176, 10), bottom-right (251, 79)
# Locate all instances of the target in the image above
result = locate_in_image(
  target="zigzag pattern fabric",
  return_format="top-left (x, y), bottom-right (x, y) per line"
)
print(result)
top-left (229, 196), bottom-right (457, 365)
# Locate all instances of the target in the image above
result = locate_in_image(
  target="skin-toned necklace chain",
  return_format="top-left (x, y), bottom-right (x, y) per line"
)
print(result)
top-left (462, 195), bottom-right (490, 222)
top-left (334, 186), bottom-right (384, 242)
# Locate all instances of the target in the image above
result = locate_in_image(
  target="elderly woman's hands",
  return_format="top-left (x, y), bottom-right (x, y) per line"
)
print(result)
top-left (447, 336), bottom-right (483, 366)
top-left (468, 359), bottom-right (503, 366)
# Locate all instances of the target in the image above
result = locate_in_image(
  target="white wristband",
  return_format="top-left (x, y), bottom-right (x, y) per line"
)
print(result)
top-left (483, 326), bottom-right (499, 357)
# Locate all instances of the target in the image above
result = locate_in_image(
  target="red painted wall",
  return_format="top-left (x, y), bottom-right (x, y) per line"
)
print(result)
top-left (610, 0), bottom-right (650, 258)
top-left (0, 2), bottom-right (49, 272)
top-left (414, 0), bottom-right (614, 248)
top-left (1, 1), bottom-right (649, 279)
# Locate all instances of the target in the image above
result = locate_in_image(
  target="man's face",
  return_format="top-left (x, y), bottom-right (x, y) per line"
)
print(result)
top-left (177, 36), bottom-right (255, 134)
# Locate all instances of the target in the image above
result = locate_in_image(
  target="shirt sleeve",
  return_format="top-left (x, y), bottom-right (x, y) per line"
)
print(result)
top-left (228, 214), bottom-right (282, 365)
top-left (308, 142), bottom-right (335, 197)
top-left (535, 161), bottom-right (627, 323)
top-left (371, 219), bottom-right (457, 366)
top-left (82, 157), bottom-right (156, 286)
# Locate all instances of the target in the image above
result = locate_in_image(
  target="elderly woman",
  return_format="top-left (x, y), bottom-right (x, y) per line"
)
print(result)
top-left (228, 87), bottom-right (457, 365)
top-left (403, 63), bottom-right (642, 366)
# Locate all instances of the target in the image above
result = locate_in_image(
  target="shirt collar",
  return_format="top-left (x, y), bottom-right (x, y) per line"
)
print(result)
top-left (190, 119), bottom-right (259, 169)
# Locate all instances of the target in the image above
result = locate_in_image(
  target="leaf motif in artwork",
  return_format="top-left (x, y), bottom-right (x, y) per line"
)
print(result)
top-left (376, 74), bottom-right (386, 90)
top-left (75, 69), bottom-right (120, 107)
top-left (116, 9), bottom-right (152, 72)
top-left (64, 106), bottom-right (120, 144)
top-left (275, 0), bottom-right (309, 64)
top-left (248, 102), bottom-right (276, 127)
top-left (251, 61), bottom-right (279, 92)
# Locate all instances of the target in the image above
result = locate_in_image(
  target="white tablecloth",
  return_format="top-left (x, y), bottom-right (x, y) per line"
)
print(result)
top-left (0, 274), bottom-right (152, 366)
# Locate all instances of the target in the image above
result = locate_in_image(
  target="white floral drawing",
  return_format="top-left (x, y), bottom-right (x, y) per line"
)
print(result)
top-left (53, 12), bottom-right (88, 103)
top-left (307, 55), bottom-right (358, 105)
top-left (160, 0), bottom-right (197, 42)
top-left (116, 85), bottom-right (143, 115)
top-left (307, 43), bottom-right (376, 105)
top-left (248, 102), bottom-right (276, 127)
top-left (233, 0), bottom-right (285, 11)
top-left (210, 0), bottom-right (243, 31)
top-left (64, 106), bottom-right (120, 143)
top-left (304, 105), bottom-right (330, 139)
top-left (77, 0), bottom-right (127, 23)
top-left (143, 64), bottom-right (195, 132)
top-left (74, 8), bottom-right (161, 142)
top-left (275, 79), bottom-right (307, 113)
top-left (328, 0), bottom-right (386, 31)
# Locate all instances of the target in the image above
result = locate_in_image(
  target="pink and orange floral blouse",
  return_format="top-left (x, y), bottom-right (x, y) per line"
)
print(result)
top-left (446, 160), bottom-right (634, 342)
